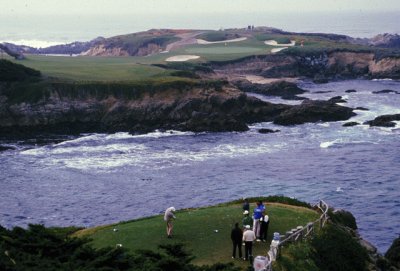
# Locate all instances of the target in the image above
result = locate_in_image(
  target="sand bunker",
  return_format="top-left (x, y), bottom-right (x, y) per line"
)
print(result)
top-left (271, 47), bottom-right (288, 53)
top-left (245, 75), bottom-right (298, 84)
top-left (165, 55), bottom-right (200, 62)
top-left (196, 37), bottom-right (247, 45)
top-left (264, 40), bottom-right (296, 46)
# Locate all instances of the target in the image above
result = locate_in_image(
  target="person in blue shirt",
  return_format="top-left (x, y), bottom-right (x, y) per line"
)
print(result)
top-left (252, 200), bottom-right (265, 241)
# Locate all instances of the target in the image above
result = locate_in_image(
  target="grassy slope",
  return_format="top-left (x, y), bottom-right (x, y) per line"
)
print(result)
top-left (76, 203), bottom-right (319, 268)
top-left (8, 55), bottom-right (170, 82)
top-left (5, 30), bottom-right (375, 82)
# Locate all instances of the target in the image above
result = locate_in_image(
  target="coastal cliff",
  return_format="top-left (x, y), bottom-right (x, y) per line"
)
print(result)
top-left (0, 66), bottom-right (357, 137)
top-left (213, 50), bottom-right (400, 81)
top-left (0, 78), bottom-right (290, 136)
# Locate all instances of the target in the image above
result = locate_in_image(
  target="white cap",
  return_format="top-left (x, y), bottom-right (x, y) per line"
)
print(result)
top-left (243, 210), bottom-right (249, 215)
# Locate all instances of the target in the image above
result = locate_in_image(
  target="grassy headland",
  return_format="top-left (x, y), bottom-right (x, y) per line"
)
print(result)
top-left (75, 200), bottom-right (319, 267)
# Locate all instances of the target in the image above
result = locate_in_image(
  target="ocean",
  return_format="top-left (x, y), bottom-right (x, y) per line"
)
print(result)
top-left (1, 79), bottom-right (399, 253)
top-left (0, 11), bottom-right (399, 47)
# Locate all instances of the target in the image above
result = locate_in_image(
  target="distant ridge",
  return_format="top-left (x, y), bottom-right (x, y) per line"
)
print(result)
top-left (3, 27), bottom-right (400, 57)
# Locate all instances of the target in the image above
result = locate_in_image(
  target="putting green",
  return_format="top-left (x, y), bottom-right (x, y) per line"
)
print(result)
top-left (185, 46), bottom-right (265, 55)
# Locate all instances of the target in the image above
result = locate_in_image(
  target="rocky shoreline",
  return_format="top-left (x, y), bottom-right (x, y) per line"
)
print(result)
top-left (0, 77), bottom-right (359, 138)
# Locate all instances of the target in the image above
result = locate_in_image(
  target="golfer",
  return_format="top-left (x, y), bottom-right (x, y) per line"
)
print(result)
top-left (164, 206), bottom-right (176, 238)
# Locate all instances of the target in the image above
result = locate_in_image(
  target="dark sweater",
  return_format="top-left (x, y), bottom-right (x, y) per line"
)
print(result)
top-left (231, 227), bottom-right (243, 243)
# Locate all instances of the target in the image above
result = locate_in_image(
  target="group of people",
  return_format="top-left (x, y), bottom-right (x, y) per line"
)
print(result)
top-left (231, 199), bottom-right (270, 261)
top-left (163, 199), bottom-right (270, 262)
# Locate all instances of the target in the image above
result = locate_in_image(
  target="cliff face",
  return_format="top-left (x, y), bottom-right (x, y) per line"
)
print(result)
top-left (369, 57), bottom-right (400, 78)
top-left (82, 44), bottom-right (130, 56)
top-left (0, 82), bottom-right (290, 136)
top-left (213, 51), bottom-right (400, 80)
top-left (0, 80), bottom-right (357, 137)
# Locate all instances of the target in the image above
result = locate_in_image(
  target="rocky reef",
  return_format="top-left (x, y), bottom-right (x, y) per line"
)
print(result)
top-left (273, 99), bottom-right (355, 125)
top-left (235, 80), bottom-right (307, 100)
top-left (365, 114), bottom-right (400, 127)
top-left (0, 80), bottom-right (357, 137)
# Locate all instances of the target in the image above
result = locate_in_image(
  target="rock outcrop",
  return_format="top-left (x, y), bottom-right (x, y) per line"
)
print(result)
top-left (273, 99), bottom-right (355, 125)
top-left (235, 80), bottom-right (307, 100)
top-left (369, 33), bottom-right (400, 48)
top-left (0, 79), bottom-right (358, 137)
top-left (365, 114), bottom-right (400, 127)
top-left (82, 44), bottom-right (130, 57)
top-left (0, 81), bottom-right (292, 136)
top-left (0, 43), bottom-right (25, 60)
top-left (213, 50), bottom-right (400, 81)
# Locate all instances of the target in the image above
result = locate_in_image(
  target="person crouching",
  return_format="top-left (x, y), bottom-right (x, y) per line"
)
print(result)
top-left (164, 207), bottom-right (176, 238)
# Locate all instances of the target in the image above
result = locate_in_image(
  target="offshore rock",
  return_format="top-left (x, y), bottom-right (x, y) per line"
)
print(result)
top-left (235, 80), bottom-right (307, 100)
top-left (258, 128), bottom-right (280, 134)
top-left (343, 121), bottom-right (360, 127)
top-left (273, 99), bottom-right (355, 126)
top-left (365, 114), bottom-right (400, 127)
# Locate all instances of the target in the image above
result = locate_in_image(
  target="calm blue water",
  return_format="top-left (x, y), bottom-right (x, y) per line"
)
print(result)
top-left (0, 79), bottom-right (400, 253)
top-left (0, 11), bottom-right (399, 47)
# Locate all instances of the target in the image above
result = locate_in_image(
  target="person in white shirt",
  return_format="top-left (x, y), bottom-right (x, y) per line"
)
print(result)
top-left (164, 207), bottom-right (176, 238)
top-left (242, 225), bottom-right (256, 261)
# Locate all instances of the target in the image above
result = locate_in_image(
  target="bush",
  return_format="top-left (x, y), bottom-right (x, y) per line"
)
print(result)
top-left (274, 243), bottom-right (319, 271)
top-left (170, 70), bottom-right (200, 79)
top-left (0, 224), bottom-right (241, 271)
top-left (0, 224), bottom-right (134, 270)
top-left (328, 209), bottom-right (357, 230)
top-left (385, 236), bottom-right (400, 268)
top-left (230, 195), bottom-right (312, 209)
top-left (311, 224), bottom-right (368, 271)
top-left (0, 59), bottom-right (41, 82)
top-left (196, 31), bottom-right (238, 42)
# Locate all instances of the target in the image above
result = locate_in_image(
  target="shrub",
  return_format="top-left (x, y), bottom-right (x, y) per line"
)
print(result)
top-left (311, 224), bottom-right (368, 271)
top-left (0, 224), bottom-right (241, 271)
top-left (274, 242), bottom-right (319, 271)
top-left (170, 70), bottom-right (200, 79)
top-left (328, 209), bottom-right (357, 230)
top-left (385, 236), bottom-right (400, 268)
top-left (0, 59), bottom-right (41, 82)
top-left (230, 195), bottom-right (312, 209)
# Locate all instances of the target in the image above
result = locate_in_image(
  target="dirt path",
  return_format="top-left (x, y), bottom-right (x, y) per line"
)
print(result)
top-left (165, 31), bottom-right (203, 52)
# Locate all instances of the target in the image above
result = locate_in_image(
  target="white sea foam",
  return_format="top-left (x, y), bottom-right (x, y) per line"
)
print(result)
top-left (47, 142), bottom-right (286, 171)
top-left (130, 130), bottom-right (195, 139)
top-left (1, 39), bottom-right (65, 48)
top-left (320, 140), bottom-right (338, 148)
top-left (372, 79), bottom-right (393, 82)
top-left (55, 134), bottom-right (106, 146)
top-left (20, 148), bottom-right (47, 156)
top-left (318, 123), bottom-right (331, 127)
top-left (50, 143), bottom-right (147, 155)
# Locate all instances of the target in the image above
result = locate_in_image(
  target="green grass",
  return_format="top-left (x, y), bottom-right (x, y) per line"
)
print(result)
top-left (196, 31), bottom-right (241, 42)
top-left (76, 203), bottom-right (319, 268)
top-left (4, 30), bottom-right (377, 82)
top-left (255, 34), bottom-right (292, 44)
top-left (8, 55), bottom-right (170, 82)
top-left (179, 37), bottom-right (274, 61)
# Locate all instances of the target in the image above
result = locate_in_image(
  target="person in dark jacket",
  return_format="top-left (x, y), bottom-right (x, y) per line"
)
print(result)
top-left (242, 198), bottom-right (250, 212)
top-left (259, 214), bottom-right (270, 242)
top-left (230, 222), bottom-right (243, 259)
